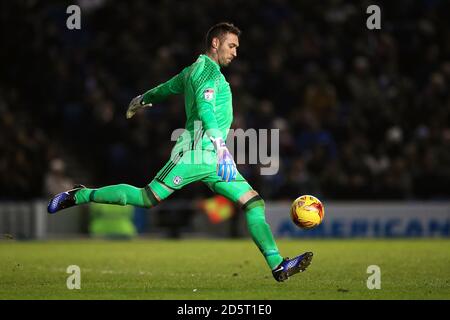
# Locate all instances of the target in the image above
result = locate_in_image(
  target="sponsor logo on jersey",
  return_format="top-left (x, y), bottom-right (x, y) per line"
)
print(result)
top-left (203, 88), bottom-right (214, 101)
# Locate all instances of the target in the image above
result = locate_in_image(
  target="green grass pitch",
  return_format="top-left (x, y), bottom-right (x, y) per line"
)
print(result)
top-left (0, 239), bottom-right (449, 299)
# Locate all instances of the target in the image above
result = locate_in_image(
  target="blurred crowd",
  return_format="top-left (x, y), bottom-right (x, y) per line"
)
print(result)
top-left (1, 0), bottom-right (450, 200)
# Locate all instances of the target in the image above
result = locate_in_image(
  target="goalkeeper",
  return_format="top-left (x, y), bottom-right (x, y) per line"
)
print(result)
top-left (48, 22), bottom-right (313, 282)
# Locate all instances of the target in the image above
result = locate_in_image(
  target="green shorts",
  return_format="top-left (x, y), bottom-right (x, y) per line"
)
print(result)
top-left (147, 149), bottom-right (253, 203)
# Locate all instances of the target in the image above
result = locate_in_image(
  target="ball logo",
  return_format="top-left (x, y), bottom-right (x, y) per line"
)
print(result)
top-left (173, 176), bottom-right (183, 185)
top-left (296, 200), bottom-right (305, 208)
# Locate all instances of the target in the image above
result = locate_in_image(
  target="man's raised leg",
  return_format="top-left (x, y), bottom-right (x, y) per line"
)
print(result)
top-left (208, 178), bottom-right (313, 282)
top-left (47, 181), bottom-right (172, 214)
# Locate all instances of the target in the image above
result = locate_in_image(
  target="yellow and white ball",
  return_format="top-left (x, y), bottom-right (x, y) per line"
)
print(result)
top-left (290, 195), bottom-right (325, 229)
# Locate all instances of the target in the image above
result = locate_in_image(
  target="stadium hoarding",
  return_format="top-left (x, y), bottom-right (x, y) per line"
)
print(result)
top-left (266, 202), bottom-right (450, 238)
top-left (1, 201), bottom-right (449, 239)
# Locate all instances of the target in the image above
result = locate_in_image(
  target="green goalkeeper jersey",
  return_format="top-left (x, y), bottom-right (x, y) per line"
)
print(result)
top-left (142, 54), bottom-right (233, 152)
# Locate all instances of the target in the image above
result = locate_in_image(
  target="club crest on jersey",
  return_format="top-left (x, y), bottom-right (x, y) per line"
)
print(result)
top-left (203, 88), bottom-right (214, 101)
top-left (173, 176), bottom-right (183, 185)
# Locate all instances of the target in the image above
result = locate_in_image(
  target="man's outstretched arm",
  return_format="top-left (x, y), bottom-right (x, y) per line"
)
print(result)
top-left (193, 75), bottom-right (237, 182)
top-left (126, 70), bottom-right (185, 119)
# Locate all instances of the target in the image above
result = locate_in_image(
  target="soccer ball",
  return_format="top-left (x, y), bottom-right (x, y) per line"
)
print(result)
top-left (290, 195), bottom-right (325, 229)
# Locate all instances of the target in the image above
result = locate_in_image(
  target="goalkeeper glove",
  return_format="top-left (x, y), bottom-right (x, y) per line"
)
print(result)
top-left (126, 94), bottom-right (152, 119)
top-left (211, 137), bottom-right (237, 182)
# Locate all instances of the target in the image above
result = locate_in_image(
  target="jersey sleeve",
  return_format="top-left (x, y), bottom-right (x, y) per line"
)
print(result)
top-left (141, 69), bottom-right (185, 104)
top-left (191, 67), bottom-right (222, 140)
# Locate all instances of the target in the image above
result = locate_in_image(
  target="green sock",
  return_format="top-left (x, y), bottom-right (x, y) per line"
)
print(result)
top-left (75, 184), bottom-right (152, 208)
top-left (245, 200), bottom-right (283, 269)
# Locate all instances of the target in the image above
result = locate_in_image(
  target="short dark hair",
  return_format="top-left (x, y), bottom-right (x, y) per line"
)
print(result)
top-left (205, 22), bottom-right (241, 50)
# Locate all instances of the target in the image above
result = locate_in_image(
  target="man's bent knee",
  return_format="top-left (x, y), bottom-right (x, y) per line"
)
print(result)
top-left (142, 185), bottom-right (161, 208)
top-left (239, 190), bottom-right (265, 211)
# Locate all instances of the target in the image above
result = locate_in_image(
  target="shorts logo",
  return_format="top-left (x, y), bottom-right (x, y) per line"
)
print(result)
top-left (173, 176), bottom-right (183, 185)
top-left (203, 88), bottom-right (214, 101)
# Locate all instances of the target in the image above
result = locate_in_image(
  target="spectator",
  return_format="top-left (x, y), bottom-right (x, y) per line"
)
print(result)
top-left (1, 1), bottom-right (449, 200)
top-left (44, 159), bottom-right (74, 197)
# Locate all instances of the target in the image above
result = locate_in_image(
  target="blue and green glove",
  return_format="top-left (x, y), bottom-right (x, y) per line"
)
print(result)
top-left (211, 137), bottom-right (237, 182)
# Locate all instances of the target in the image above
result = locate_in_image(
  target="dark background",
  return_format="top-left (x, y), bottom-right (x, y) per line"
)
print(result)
top-left (1, 0), bottom-right (449, 201)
